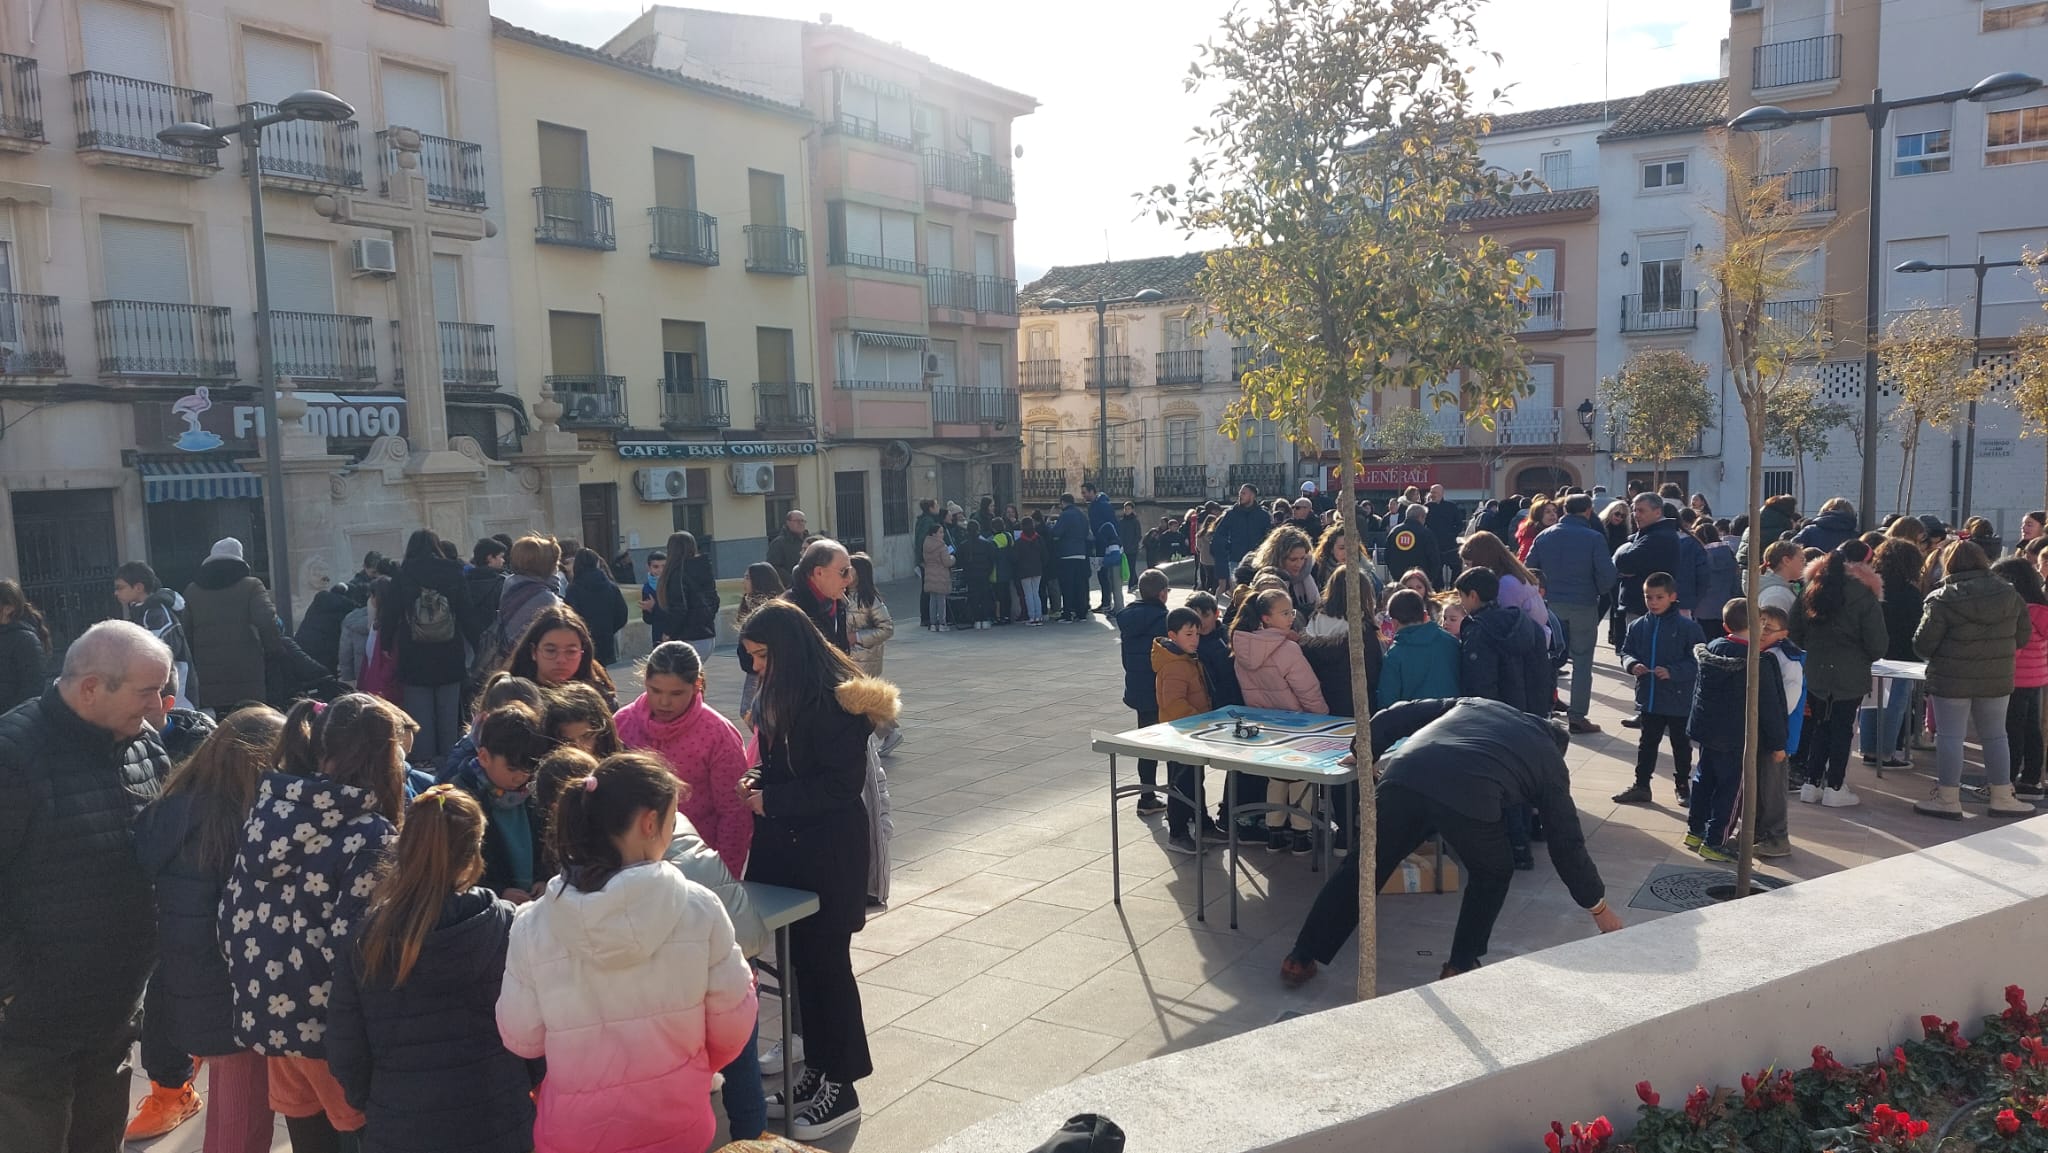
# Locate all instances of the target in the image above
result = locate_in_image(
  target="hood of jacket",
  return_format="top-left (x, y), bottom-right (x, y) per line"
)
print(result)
top-left (1468, 601), bottom-right (1532, 645)
top-left (1391, 621), bottom-right (1461, 660)
top-left (389, 888), bottom-right (512, 992)
top-left (1809, 508), bottom-right (1858, 535)
top-left (146, 587), bottom-right (187, 615)
top-left (195, 555), bottom-right (253, 590)
top-left (537, 861), bottom-right (690, 969)
top-left (1231, 626), bottom-right (1295, 673)
top-left (0, 617), bottom-right (37, 645)
top-left (1695, 637), bottom-right (1751, 675)
top-left (835, 676), bottom-right (901, 726)
top-left (1931, 568), bottom-right (2024, 625)
top-left (249, 771), bottom-right (385, 860)
top-left (1151, 637), bottom-right (1201, 678)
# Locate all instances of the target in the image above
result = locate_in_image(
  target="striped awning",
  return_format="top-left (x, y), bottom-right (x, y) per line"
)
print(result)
top-left (852, 330), bottom-right (927, 350)
top-left (140, 459), bottom-right (262, 503)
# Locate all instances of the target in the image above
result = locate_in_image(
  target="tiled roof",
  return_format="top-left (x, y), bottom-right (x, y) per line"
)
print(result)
top-left (1480, 97), bottom-right (1634, 136)
top-left (1599, 78), bottom-right (1729, 141)
top-left (1449, 188), bottom-right (1600, 222)
top-left (1020, 253), bottom-right (1214, 309)
top-left (491, 19), bottom-right (814, 119)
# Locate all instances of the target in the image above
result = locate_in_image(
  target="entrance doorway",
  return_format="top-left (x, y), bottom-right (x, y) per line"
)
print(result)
top-left (940, 461), bottom-right (969, 514)
top-left (12, 489), bottom-right (120, 654)
top-left (579, 483), bottom-right (618, 559)
top-left (146, 496), bottom-right (267, 598)
top-left (834, 470), bottom-right (869, 556)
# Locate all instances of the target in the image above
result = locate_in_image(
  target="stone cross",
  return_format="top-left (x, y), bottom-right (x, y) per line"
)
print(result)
top-left (313, 129), bottom-right (496, 461)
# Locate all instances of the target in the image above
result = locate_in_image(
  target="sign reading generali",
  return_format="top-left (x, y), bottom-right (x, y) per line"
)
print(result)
top-left (143, 387), bottom-right (408, 452)
top-left (1318, 462), bottom-right (1488, 492)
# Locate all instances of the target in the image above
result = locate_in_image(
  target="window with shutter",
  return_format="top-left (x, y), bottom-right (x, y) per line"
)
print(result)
top-left (925, 223), bottom-right (953, 270)
top-left (973, 232), bottom-right (1000, 277)
top-left (381, 64), bottom-right (448, 136)
top-left (263, 237), bottom-right (335, 314)
top-left (978, 342), bottom-right (1004, 389)
top-left (242, 32), bottom-right (319, 106)
top-left (930, 339), bottom-right (957, 387)
top-left (81, 0), bottom-right (173, 82)
top-left (100, 217), bottom-right (191, 304)
top-left (432, 255), bottom-right (462, 323)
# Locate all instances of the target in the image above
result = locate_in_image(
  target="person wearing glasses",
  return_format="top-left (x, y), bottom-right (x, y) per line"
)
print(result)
top-left (450, 702), bottom-right (556, 903)
top-left (503, 604), bottom-right (620, 710)
top-left (786, 539), bottom-right (856, 653)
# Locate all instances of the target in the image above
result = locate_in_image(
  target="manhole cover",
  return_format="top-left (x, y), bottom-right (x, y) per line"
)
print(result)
top-left (1628, 863), bottom-right (1789, 913)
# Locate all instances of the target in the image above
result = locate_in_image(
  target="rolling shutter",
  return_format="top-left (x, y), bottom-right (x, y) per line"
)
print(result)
top-left (432, 255), bottom-right (462, 323)
top-left (80, 0), bottom-right (172, 82)
top-left (100, 217), bottom-right (190, 304)
top-left (381, 64), bottom-right (447, 136)
top-left (263, 237), bottom-right (334, 314)
top-left (242, 32), bottom-right (318, 106)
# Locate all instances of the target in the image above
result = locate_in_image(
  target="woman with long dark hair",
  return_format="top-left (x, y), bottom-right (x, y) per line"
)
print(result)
top-left (503, 603), bottom-right (618, 709)
top-left (1916, 540), bottom-right (2034, 818)
top-left (563, 549), bottom-right (628, 668)
top-left (738, 602), bottom-right (898, 1139)
top-left (734, 562), bottom-right (785, 720)
top-left (384, 529), bottom-right (483, 763)
top-left (654, 531), bottom-right (720, 647)
top-left (1862, 539), bottom-right (1927, 768)
top-left (0, 577), bottom-right (51, 713)
top-left (1788, 540), bottom-right (1888, 809)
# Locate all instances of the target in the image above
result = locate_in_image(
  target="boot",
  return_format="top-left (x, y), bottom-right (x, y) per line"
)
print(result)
top-left (1914, 785), bottom-right (1965, 820)
top-left (1988, 784), bottom-right (2036, 818)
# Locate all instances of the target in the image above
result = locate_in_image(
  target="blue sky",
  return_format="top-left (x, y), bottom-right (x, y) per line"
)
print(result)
top-left (492, 0), bottom-right (1728, 280)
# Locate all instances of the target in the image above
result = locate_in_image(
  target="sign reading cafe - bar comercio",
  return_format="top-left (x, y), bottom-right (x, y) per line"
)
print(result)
top-left (617, 440), bottom-right (820, 460)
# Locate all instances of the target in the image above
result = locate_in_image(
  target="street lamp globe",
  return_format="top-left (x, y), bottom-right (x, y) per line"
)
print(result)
top-left (1040, 297), bottom-right (1069, 310)
top-left (277, 89), bottom-right (355, 123)
top-left (1966, 71), bottom-right (2044, 103)
top-left (1132, 288), bottom-right (1165, 303)
top-left (157, 121), bottom-right (230, 150)
top-left (1728, 105), bottom-right (1798, 133)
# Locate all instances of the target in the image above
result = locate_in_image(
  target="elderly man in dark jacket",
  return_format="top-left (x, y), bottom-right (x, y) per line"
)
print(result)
top-left (785, 538), bottom-right (854, 652)
top-left (0, 621), bottom-right (174, 1153)
top-left (1612, 495), bottom-right (1683, 618)
top-left (1424, 485), bottom-right (1464, 586)
top-left (1281, 697), bottom-right (1622, 986)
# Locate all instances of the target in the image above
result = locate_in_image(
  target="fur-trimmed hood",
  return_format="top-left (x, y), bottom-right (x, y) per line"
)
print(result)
top-left (1801, 555), bottom-right (1884, 600)
top-left (834, 676), bottom-right (901, 726)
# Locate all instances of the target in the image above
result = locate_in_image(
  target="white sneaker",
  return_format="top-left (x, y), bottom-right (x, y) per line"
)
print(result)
top-left (758, 1034), bottom-right (805, 1075)
top-left (1799, 783), bottom-right (1823, 804)
top-left (1821, 786), bottom-right (1861, 808)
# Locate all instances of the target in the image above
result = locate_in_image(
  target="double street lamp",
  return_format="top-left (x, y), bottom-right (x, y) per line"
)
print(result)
top-left (161, 89), bottom-right (357, 626)
top-left (1039, 288), bottom-right (1165, 494)
top-left (1894, 255), bottom-right (2030, 525)
top-left (1729, 69), bottom-right (2042, 530)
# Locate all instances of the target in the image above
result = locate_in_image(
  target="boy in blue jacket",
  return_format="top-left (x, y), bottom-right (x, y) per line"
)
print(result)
top-left (1116, 569), bottom-right (1172, 815)
top-left (1688, 597), bottom-right (1792, 859)
top-left (1613, 572), bottom-right (1705, 805)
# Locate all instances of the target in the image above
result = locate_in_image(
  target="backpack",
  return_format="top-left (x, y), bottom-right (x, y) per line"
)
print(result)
top-left (408, 585), bottom-right (457, 644)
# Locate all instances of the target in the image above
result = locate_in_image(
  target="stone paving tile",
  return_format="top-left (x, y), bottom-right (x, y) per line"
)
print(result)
top-left (987, 930), bottom-right (1134, 990)
top-left (946, 898), bottom-right (1090, 949)
top-left (855, 904), bottom-right (975, 956)
top-left (861, 937), bottom-right (1018, 997)
top-left (931, 1019), bottom-right (1124, 1102)
top-left (891, 973), bottom-right (1065, 1045)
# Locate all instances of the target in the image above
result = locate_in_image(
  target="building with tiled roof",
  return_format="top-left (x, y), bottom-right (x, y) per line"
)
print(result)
top-left (1482, 97), bottom-right (1638, 137)
top-left (1599, 78), bottom-right (1729, 141)
top-left (1018, 253), bottom-right (1214, 309)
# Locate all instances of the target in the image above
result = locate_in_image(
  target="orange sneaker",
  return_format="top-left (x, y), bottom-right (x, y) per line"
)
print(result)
top-left (125, 1080), bottom-right (202, 1141)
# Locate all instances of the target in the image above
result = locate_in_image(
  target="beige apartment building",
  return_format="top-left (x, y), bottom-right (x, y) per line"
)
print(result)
top-left (0, 0), bottom-right (513, 645)
top-left (492, 21), bottom-right (821, 577)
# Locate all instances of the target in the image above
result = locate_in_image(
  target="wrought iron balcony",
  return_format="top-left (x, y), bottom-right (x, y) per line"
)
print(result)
top-left (744, 225), bottom-right (807, 275)
top-left (1021, 467), bottom-right (1067, 502)
top-left (390, 321), bottom-right (499, 390)
top-left (94, 301), bottom-right (235, 379)
top-left (661, 377), bottom-right (730, 430)
top-left (0, 293), bottom-right (64, 375)
top-left (825, 109), bottom-right (915, 151)
top-left (1763, 298), bottom-right (1833, 343)
top-left (1495, 406), bottom-right (1563, 447)
top-left (1519, 291), bottom-right (1564, 332)
top-left (1754, 33), bottom-right (1841, 89)
top-left (1082, 467), bottom-right (1135, 496)
top-left (72, 72), bottom-right (218, 170)
top-left (923, 148), bottom-right (1014, 203)
top-left (374, 0), bottom-right (442, 18)
top-left (1232, 344), bottom-right (1279, 378)
top-left (0, 55), bottom-right (45, 145)
top-left (534, 187), bottom-right (616, 250)
top-left (1156, 349), bottom-right (1205, 387)
top-left (268, 311), bottom-right (375, 382)
top-left (932, 385), bottom-right (1017, 426)
top-left (240, 102), bottom-right (362, 190)
top-left (975, 276), bottom-right (1017, 315)
top-left (753, 381), bottom-right (815, 431)
top-left (649, 207), bottom-right (719, 265)
top-left (1762, 167), bottom-right (1838, 215)
top-left (1228, 463), bottom-right (1287, 495)
top-left (1020, 358), bottom-right (1063, 393)
top-left (1084, 354), bottom-right (1134, 391)
top-left (1154, 464), bottom-right (1208, 500)
top-left (548, 374), bottom-right (628, 427)
top-left (829, 248), bottom-right (923, 275)
top-left (379, 129), bottom-right (487, 208)
top-left (928, 269), bottom-right (975, 311)
top-left (1621, 291), bottom-right (1699, 333)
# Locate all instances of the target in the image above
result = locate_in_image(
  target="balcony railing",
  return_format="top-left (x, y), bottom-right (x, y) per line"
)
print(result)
top-left (1519, 291), bottom-right (1565, 332)
top-left (926, 270), bottom-right (1019, 315)
top-left (1621, 291), bottom-right (1699, 333)
top-left (829, 248), bottom-right (922, 276)
top-left (932, 385), bottom-right (1017, 426)
top-left (0, 55), bottom-right (45, 143)
top-left (745, 225), bottom-right (807, 275)
top-left (374, 0), bottom-right (442, 16)
top-left (1763, 166), bottom-right (1838, 215)
top-left (1154, 464), bottom-right (1208, 500)
top-left (391, 321), bottom-right (499, 390)
top-left (1427, 408), bottom-right (1469, 448)
top-left (1082, 467), bottom-right (1135, 496)
top-left (923, 148), bottom-right (1015, 203)
top-left (240, 102), bottom-right (362, 189)
top-left (1020, 358), bottom-right (1063, 393)
top-left (976, 275), bottom-right (1017, 315)
top-left (1763, 298), bottom-right (1833, 343)
top-left (1232, 344), bottom-right (1279, 378)
top-left (826, 110), bottom-right (915, 151)
top-left (379, 129), bottom-right (487, 208)
top-left (1754, 34), bottom-right (1842, 89)
top-left (1021, 468), bottom-right (1067, 502)
top-left (0, 293), bottom-right (64, 374)
top-left (1228, 463), bottom-right (1287, 495)
top-left (94, 301), bottom-right (235, 379)
top-left (1495, 406), bottom-right (1563, 447)
top-left (548, 374), bottom-right (628, 427)
top-left (269, 311), bottom-right (376, 382)
top-left (661, 377), bottom-right (730, 430)
top-left (1156, 348), bottom-right (1206, 386)
top-left (1084, 354), bottom-right (1135, 391)
top-left (534, 187), bottom-right (616, 250)
top-left (649, 207), bottom-right (719, 265)
top-left (753, 381), bottom-right (815, 430)
top-left (72, 72), bottom-right (217, 167)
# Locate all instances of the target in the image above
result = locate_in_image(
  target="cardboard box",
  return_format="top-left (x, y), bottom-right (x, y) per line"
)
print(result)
top-left (1378, 843), bottom-right (1462, 895)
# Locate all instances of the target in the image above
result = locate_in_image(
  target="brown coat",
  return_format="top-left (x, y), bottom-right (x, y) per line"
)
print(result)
top-left (183, 557), bottom-right (283, 709)
top-left (1152, 639), bottom-right (1211, 723)
top-left (921, 532), bottom-right (954, 595)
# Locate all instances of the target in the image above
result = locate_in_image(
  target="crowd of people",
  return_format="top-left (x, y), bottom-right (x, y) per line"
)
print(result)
top-left (0, 525), bottom-right (906, 1153)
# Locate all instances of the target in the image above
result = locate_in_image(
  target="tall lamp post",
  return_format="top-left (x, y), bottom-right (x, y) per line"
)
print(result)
top-left (161, 89), bottom-right (356, 627)
top-left (1729, 69), bottom-right (2042, 530)
top-left (1895, 256), bottom-right (2029, 524)
top-left (1040, 288), bottom-right (1165, 493)
top-left (1576, 398), bottom-right (1597, 490)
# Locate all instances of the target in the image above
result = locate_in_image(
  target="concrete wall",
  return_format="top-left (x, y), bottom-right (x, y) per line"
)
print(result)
top-left (932, 815), bottom-right (2048, 1153)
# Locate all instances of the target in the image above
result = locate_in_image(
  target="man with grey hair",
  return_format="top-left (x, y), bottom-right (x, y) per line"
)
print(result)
top-left (0, 620), bottom-right (174, 1152)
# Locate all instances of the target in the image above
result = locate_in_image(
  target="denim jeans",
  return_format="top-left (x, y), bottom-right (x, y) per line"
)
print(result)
top-left (926, 591), bottom-right (950, 629)
top-left (1550, 601), bottom-right (1599, 719)
top-left (1688, 746), bottom-right (1742, 846)
top-left (401, 681), bottom-right (463, 763)
top-left (1859, 680), bottom-right (1914, 759)
top-left (718, 1014), bottom-right (766, 1140)
top-left (1020, 576), bottom-right (1043, 621)
top-left (1934, 694), bottom-right (2012, 787)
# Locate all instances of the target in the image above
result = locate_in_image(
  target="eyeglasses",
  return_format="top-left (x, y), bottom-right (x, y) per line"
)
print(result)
top-left (833, 566), bottom-right (853, 578)
top-left (537, 644), bottom-right (585, 660)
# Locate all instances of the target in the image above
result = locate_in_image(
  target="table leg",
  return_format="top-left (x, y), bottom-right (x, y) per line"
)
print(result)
top-left (1227, 768), bottom-right (1241, 931)
top-left (778, 924), bottom-right (794, 1138)
top-left (1193, 774), bottom-right (1205, 923)
top-left (1109, 752), bottom-right (1122, 906)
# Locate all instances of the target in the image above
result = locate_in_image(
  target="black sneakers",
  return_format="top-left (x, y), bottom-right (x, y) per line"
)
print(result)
top-left (791, 1078), bottom-right (861, 1141)
top-left (765, 1066), bottom-right (823, 1120)
top-left (1611, 783), bottom-right (1653, 804)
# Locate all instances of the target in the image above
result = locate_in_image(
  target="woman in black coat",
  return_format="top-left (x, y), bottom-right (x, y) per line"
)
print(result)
top-left (386, 530), bottom-right (484, 763)
top-left (739, 602), bottom-right (898, 1136)
top-left (652, 531), bottom-right (720, 646)
top-left (563, 549), bottom-right (629, 666)
top-left (0, 580), bottom-right (50, 714)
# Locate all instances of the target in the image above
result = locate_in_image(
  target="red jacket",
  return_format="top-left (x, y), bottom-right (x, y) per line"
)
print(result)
top-left (2017, 603), bottom-right (2048, 690)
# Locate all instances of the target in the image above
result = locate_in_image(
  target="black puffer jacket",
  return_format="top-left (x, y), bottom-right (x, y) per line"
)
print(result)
top-left (132, 789), bottom-right (241, 1057)
top-left (390, 555), bottom-right (483, 687)
top-left (1300, 631), bottom-right (1384, 717)
top-left (295, 587), bottom-right (357, 673)
top-left (329, 887), bottom-right (538, 1153)
top-left (0, 617), bottom-right (47, 715)
top-left (0, 686), bottom-right (170, 1044)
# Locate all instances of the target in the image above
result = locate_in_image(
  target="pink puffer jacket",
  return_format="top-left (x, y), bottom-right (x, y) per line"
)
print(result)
top-left (2017, 603), bottom-right (2048, 690)
top-left (615, 693), bottom-right (753, 874)
top-left (1231, 627), bottom-right (1328, 714)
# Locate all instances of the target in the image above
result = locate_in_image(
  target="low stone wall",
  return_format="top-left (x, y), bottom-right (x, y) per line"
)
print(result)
top-left (930, 816), bottom-right (2048, 1153)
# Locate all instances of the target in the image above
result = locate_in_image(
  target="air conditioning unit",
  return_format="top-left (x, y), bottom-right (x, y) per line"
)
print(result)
top-left (350, 237), bottom-right (397, 277)
top-left (568, 393), bottom-right (609, 422)
top-left (729, 461), bottom-right (777, 494)
top-left (925, 353), bottom-right (941, 374)
top-left (635, 467), bottom-right (691, 502)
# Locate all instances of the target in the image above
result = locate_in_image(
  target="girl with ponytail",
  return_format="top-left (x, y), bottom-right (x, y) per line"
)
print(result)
top-left (328, 786), bottom-right (536, 1153)
top-left (498, 753), bottom-right (757, 1153)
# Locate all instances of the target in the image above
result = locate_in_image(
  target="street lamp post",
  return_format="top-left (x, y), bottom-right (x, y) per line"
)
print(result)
top-left (1729, 70), bottom-right (2042, 530)
top-left (1040, 288), bottom-right (1165, 494)
top-left (1895, 256), bottom-right (2029, 524)
top-left (1576, 398), bottom-right (1598, 490)
top-left (161, 89), bottom-right (355, 627)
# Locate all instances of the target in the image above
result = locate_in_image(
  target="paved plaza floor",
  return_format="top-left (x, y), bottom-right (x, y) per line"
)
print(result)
top-left (134, 579), bottom-right (1994, 1153)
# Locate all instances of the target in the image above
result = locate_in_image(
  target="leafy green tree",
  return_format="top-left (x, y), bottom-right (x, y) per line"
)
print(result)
top-left (1761, 380), bottom-right (1852, 507)
top-left (1600, 349), bottom-right (1716, 490)
top-left (1149, 0), bottom-right (1534, 998)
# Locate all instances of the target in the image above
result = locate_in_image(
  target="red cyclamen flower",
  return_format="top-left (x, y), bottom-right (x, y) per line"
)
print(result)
top-left (1998, 1109), bottom-right (2023, 1137)
top-left (1635, 1081), bottom-right (1659, 1107)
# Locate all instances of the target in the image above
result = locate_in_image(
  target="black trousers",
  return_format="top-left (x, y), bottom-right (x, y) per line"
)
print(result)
top-left (1166, 761), bottom-right (1204, 835)
top-left (792, 920), bottom-right (873, 1084)
top-left (1132, 709), bottom-right (1160, 794)
top-left (1059, 558), bottom-right (1090, 619)
top-left (138, 977), bottom-right (195, 1088)
top-left (2011, 687), bottom-right (2045, 787)
top-left (0, 1032), bottom-right (136, 1153)
top-left (1633, 713), bottom-right (1692, 788)
top-left (1291, 782), bottom-right (1516, 972)
top-left (1803, 694), bottom-right (1858, 789)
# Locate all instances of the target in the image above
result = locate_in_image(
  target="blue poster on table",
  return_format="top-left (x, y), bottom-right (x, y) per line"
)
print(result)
top-left (1117, 708), bottom-right (1356, 775)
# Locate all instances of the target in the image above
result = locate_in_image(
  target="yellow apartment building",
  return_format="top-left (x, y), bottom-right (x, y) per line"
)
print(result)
top-left (492, 20), bottom-right (822, 576)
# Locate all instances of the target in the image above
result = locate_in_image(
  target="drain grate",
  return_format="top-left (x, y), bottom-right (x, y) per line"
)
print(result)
top-left (1628, 863), bottom-right (1790, 913)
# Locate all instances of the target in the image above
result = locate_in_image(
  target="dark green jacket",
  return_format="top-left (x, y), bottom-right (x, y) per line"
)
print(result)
top-left (1788, 570), bottom-right (1887, 702)
top-left (1916, 569), bottom-right (2033, 699)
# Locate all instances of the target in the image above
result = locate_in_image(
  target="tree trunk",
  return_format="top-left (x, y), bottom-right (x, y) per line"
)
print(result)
top-left (1791, 435), bottom-right (1806, 509)
top-left (1338, 404), bottom-right (1378, 1002)
top-left (1735, 417), bottom-right (1766, 898)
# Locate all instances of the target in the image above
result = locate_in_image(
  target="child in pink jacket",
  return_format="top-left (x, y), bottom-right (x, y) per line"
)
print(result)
top-left (1994, 557), bottom-right (2048, 797)
top-left (1231, 588), bottom-right (1329, 854)
top-left (615, 641), bottom-right (752, 873)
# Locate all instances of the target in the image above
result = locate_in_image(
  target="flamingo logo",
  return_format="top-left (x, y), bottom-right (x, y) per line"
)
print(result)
top-left (170, 387), bottom-right (224, 451)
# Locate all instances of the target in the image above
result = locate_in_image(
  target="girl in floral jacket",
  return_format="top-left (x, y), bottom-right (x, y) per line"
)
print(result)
top-left (614, 641), bottom-right (753, 873)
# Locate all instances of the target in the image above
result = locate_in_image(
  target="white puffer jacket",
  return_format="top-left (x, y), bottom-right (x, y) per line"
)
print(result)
top-left (497, 860), bottom-right (756, 1153)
